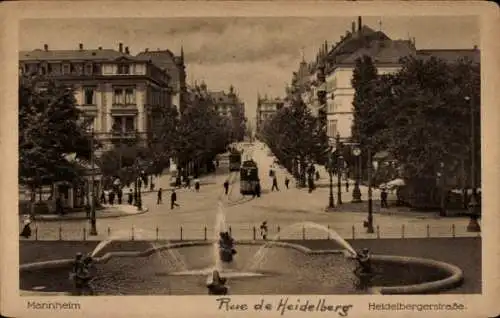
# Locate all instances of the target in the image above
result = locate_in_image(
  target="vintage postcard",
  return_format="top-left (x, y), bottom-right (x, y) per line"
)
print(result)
top-left (1, 1), bottom-right (499, 317)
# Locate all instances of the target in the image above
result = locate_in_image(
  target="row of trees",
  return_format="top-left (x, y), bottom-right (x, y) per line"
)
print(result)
top-left (259, 97), bottom-right (330, 187)
top-left (351, 55), bottom-right (480, 206)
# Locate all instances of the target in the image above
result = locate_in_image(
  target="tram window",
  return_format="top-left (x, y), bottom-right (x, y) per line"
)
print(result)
top-left (247, 170), bottom-right (251, 177)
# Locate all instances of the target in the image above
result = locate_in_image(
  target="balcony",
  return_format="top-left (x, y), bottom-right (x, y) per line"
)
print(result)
top-left (110, 103), bottom-right (138, 115)
top-left (109, 130), bottom-right (139, 140)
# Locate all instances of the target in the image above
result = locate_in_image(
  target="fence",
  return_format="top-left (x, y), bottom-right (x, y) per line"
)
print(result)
top-left (25, 222), bottom-right (481, 241)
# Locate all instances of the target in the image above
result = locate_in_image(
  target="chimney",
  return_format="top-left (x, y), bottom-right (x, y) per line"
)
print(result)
top-left (98, 46), bottom-right (102, 50)
top-left (79, 43), bottom-right (83, 50)
top-left (119, 42), bottom-right (123, 53)
top-left (145, 48), bottom-right (149, 52)
top-left (358, 16), bottom-right (362, 32)
top-left (473, 45), bottom-right (478, 50)
top-left (352, 22), bottom-right (356, 33)
top-left (43, 44), bottom-right (48, 51)
top-left (125, 46), bottom-right (130, 54)
top-left (346, 30), bottom-right (350, 37)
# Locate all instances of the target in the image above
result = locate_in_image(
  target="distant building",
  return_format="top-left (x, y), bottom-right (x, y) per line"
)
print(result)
top-left (256, 95), bottom-right (285, 133)
top-left (290, 17), bottom-right (480, 142)
top-left (19, 42), bottom-right (176, 152)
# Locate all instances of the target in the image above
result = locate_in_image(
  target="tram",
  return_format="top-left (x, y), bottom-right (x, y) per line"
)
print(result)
top-left (229, 151), bottom-right (242, 171)
top-left (240, 160), bottom-right (259, 195)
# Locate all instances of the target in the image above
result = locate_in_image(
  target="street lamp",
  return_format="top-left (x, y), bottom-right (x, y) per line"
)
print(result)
top-left (363, 148), bottom-right (374, 233)
top-left (437, 161), bottom-right (447, 217)
top-left (89, 128), bottom-right (98, 236)
top-left (465, 95), bottom-right (481, 232)
top-left (325, 148), bottom-right (336, 211)
top-left (351, 146), bottom-right (362, 203)
top-left (336, 133), bottom-right (343, 205)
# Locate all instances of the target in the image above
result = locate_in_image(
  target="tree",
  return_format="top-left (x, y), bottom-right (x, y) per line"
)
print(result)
top-left (19, 75), bottom-right (95, 190)
top-left (351, 55), bottom-right (379, 147)
top-left (174, 91), bottom-right (231, 175)
top-left (261, 96), bottom-right (329, 186)
top-left (350, 55), bottom-right (480, 207)
top-left (148, 102), bottom-right (179, 171)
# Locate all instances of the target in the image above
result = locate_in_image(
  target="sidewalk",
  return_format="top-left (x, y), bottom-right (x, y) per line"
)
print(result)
top-left (31, 204), bottom-right (149, 222)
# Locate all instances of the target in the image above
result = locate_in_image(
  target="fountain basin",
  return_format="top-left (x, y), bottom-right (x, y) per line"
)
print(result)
top-left (20, 241), bottom-right (463, 295)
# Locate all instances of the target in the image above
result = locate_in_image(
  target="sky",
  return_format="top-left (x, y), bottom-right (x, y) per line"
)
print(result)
top-left (20, 16), bottom-right (479, 126)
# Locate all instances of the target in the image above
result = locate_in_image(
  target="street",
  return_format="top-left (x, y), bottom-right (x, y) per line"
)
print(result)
top-left (26, 142), bottom-right (479, 241)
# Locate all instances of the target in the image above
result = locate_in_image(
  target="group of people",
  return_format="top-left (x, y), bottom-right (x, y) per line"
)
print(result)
top-left (70, 253), bottom-right (95, 295)
top-left (218, 231), bottom-right (237, 262)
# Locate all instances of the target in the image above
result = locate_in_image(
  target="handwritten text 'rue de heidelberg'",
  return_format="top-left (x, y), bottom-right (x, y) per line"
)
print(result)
top-left (216, 297), bottom-right (353, 316)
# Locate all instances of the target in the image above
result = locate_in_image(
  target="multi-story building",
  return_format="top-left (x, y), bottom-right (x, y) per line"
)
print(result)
top-left (255, 95), bottom-right (285, 133)
top-left (19, 43), bottom-right (176, 153)
top-left (291, 17), bottom-right (480, 142)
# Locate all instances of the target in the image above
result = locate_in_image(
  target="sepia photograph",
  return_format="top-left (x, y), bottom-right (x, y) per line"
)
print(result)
top-left (1, 1), bottom-right (499, 318)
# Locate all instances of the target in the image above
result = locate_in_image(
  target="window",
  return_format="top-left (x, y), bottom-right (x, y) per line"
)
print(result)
top-left (85, 63), bottom-right (93, 75)
top-left (62, 63), bottom-right (70, 75)
top-left (328, 120), bottom-right (337, 138)
top-left (51, 63), bottom-right (61, 75)
top-left (118, 64), bottom-right (130, 75)
top-left (83, 87), bottom-right (96, 105)
top-left (113, 88), bottom-right (124, 104)
top-left (125, 88), bottom-right (136, 104)
top-left (328, 101), bottom-right (335, 113)
top-left (125, 117), bottom-right (135, 132)
top-left (112, 117), bottom-right (122, 132)
top-left (83, 116), bottom-right (95, 131)
top-left (93, 64), bottom-right (101, 75)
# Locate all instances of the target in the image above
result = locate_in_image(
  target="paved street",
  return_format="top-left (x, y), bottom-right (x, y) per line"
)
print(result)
top-left (23, 142), bottom-right (480, 241)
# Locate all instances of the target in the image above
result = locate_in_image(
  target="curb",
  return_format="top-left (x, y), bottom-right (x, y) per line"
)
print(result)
top-left (33, 206), bottom-right (149, 222)
top-left (20, 240), bottom-right (463, 295)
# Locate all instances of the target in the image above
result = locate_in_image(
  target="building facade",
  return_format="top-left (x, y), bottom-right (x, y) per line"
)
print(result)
top-left (255, 95), bottom-right (285, 133)
top-left (291, 17), bottom-right (480, 142)
top-left (19, 43), bottom-right (176, 153)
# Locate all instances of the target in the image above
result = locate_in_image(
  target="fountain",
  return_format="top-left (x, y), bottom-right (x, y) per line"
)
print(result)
top-left (20, 207), bottom-right (465, 295)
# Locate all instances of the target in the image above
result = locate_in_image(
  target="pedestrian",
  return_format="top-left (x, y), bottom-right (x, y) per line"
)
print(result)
top-left (255, 181), bottom-right (261, 197)
top-left (345, 179), bottom-right (349, 192)
top-left (315, 171), bottom-right (320, 181)
top-left (128, 189), bottom-right (133, 205)
top-left (194, 178), bottom-right (200, 192)
top-left (100, 190), bottom-right (106, 204)
top-left (223, 180), bottom-right (229, 195)
top-left (271, 175), bottom-right (279, 192)
top-left (157, 188), bottom-right (162, 205)
top-left (20, 215), bottom-right (32, 238)
top-left (117, 189), bottom-right (123, 204)
top-left (284, 176), bottom-right (290, 189)
top-left (381, 188), bottom-right (388, 208)
top-left (260, 221), bottom-right (268, 240)
top-left (108, 191), bottom-right (115, 205)
top-left (56, 195), bottom-right (65, 215)
top-left (308, 177), bottom-right (314, 193)
top-left (170, 189), bottom-right (180, 209)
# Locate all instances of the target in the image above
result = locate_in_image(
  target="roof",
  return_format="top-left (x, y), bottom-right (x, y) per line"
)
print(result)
top-left (136, 50), bottom-right (182, 83)
top-left (209, 91), bottom-right (237, 104)
top-left (339, 40), bottom-right (416, 65)
top-left (19, 49), bottom-right (132, 62)
top-left (416, 49), bottom-right (480, 64)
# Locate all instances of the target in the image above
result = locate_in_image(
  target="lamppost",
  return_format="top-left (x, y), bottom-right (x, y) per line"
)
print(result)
top-left (363, 147), bottom-right (374, 233)
top-left (326, 148), bottom-right (336, 211)
top-left (465, 95), bottom-right (480, 232)
top-left (89, 128), bottom-right (98, 236)
top-left (352, 146), bottom-right (362, 203)
top-left (336, 133), bottom-right (343, 205)
top-left (437, 161), bottom-right (447, 217)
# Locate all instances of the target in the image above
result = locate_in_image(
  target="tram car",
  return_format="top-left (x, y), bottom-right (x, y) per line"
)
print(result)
top-left (240, 160), bottom-right (259, 195)
top-left (229, 151), bottom-right (242, 171)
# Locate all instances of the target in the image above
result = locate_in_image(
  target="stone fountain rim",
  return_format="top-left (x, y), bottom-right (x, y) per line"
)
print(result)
top-left (19, 240), bottom-right (463, 295)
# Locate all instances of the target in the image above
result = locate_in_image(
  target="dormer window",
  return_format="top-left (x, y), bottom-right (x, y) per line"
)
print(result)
top-left (62, 63), bottom-right (70, 75)
top-left (85, 63), bottom-right (93, 75)
top-left (117, 64), bottom-right (130, 75)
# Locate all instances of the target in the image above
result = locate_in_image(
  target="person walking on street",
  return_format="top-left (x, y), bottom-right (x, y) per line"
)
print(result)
top-left (157, 188), bottom-right (163, 205)
top-left (128, 189), bottom-right (133, 205)
top-left (100, 190), bottom-right (106, 204)
top-left (117, 189), bottom-right (123, 204)
top-left (271, 175), bottom-right (279, 192)
top-left (223, 180), bottom-right (229, 195)
top-left (170, 189), bottom-right (180, 209)
top-left (260, 221), bottom-right (268, 240)
top-left (108, 191), bottom-right (115, 205)
top-left (381, 188), bottom-right (389, 208)
top-left (194, 178), bottom-right (200, 192)
top-left (345, 179), bottom-right (349, 192)
top-left (284, 176), bottom-right (290, 189)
